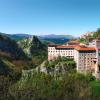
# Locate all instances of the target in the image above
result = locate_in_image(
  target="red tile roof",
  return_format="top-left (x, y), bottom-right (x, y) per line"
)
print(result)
top-left (48, 44), bottom-right (57, 47)
top-left (74, 45), bottom-right (96, 51)
top-left (48, 43), bottom-right (98, 51)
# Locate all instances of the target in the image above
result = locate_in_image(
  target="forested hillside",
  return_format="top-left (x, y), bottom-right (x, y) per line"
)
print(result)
top-left (0, 34), bottom-right (30, 77)
top-left (0, 34), bottom-right (48, 78)
top-left (0, 34), bottom-right (29, 99)
top-left (0, 34), bottom-right (48, 99)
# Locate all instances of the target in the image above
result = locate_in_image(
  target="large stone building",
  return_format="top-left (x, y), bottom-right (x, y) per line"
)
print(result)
top-left (48, 40), bottom-right (100, 78)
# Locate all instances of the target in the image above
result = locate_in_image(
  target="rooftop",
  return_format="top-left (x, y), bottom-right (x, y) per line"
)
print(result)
top-left (74, 45), bottom-right (96, 51)
top-left (48, 43), bottom-right (58, 47)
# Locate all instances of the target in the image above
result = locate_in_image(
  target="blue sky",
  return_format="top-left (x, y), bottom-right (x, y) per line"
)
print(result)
top-left (0, 0), bottom-right (100, 36)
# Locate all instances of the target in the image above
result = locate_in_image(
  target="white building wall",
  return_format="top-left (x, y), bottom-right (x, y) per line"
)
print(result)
top-left (76, 51), bottom-right (96, 73)
top-left (48, 46), bottom-right (57, 60)
top-left (48, 46), bottom-right (75, 60)
top-left (58, 49), bottom-right (74, 58)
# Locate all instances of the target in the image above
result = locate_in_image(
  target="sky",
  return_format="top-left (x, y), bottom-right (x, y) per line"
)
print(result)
top-left (0, 0), bottom-right (100, 36)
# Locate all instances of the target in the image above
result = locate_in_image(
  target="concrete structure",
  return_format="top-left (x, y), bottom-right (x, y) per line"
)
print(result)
top-left (48, 45), bottom-right (75, 60)
top-left (48, 40), bottom-right (100, 78)
top-left (74, 45), bottom-right (96, 74)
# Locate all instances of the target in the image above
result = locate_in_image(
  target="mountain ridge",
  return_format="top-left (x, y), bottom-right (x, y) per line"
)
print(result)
top-left (0, 32), bottom-right (76, 44)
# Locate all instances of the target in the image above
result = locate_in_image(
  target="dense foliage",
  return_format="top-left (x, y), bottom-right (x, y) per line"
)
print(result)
top-left (44, 57), bottom-right (76, 74)
top-left (9, 71), bottom-right (96, 100)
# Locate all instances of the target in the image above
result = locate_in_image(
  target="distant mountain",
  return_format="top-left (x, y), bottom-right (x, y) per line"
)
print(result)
top-left (12, 33), bottom-right (32, 37)
top-left (39, 34), bottom-right (75, 44)
top-left (39, 34), bottom-right (74, 39)
top-left (0, 32), bottom-right (33, 41)
top-left (8, 33), bottom-right (32, 41)
top-left (0, 33), bottom-right (75, 44)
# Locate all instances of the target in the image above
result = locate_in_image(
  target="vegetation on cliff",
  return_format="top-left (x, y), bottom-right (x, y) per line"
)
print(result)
top-left (18, 36), bottom-right (47, 66)
top-left (79, 28), bottom-right (100, 43)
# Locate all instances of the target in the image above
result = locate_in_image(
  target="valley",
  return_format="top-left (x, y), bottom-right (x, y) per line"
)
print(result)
top-left (0, 29), bottom-right (100, 100)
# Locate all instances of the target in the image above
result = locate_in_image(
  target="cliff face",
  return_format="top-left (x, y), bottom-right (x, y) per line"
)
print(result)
top-left (17, 36), bottom-right (33, 56)
top-left (18, 36), bottom-right (47, 56)
top-left (30, 36), bottom-right (47, 56)
top-left (18, 36), bottom-right (47, 66)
